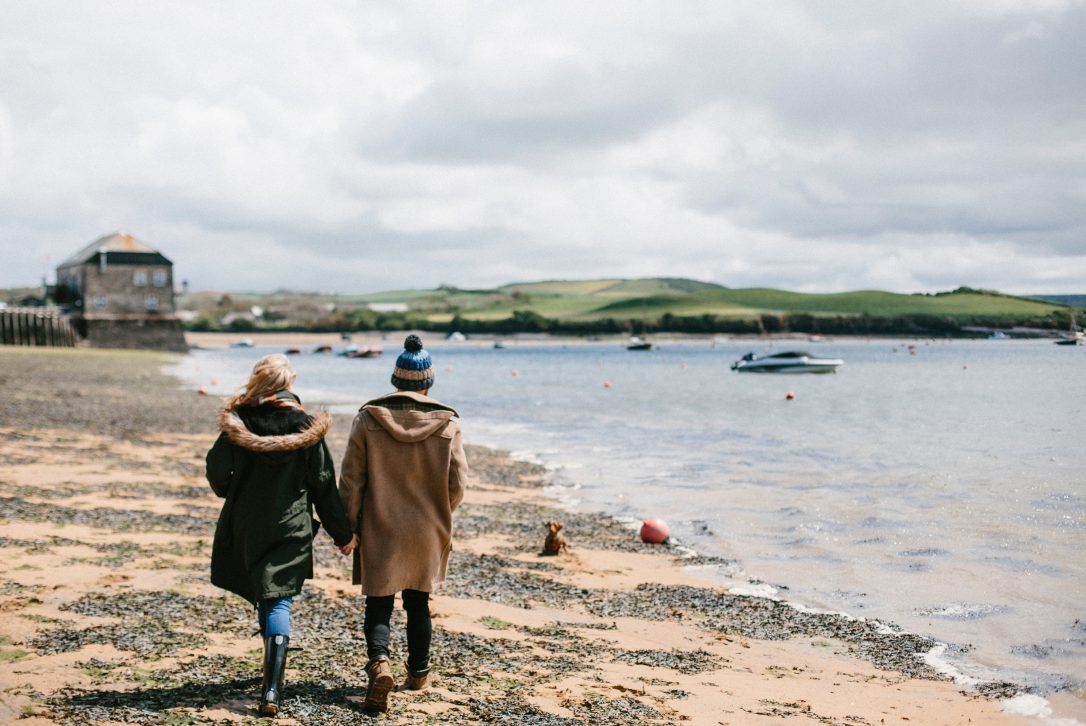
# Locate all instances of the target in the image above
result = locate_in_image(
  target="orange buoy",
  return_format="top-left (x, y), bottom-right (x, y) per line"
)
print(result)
top-left (785, 391), bottom-right (796, 400)
top-left (640, 518), bottom-right (671, 544)
top-left (511, 369), bottom-right (520, 377)
top-left (196, 386), bottom-right (208, 396)
top-left (210, 378), bottom-right (218, 385)
top-left (603, 380), bottom-right (612, 388)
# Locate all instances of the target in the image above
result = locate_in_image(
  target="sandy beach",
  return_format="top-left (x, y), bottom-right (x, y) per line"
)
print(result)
top-left (0, 347), bottom-right (1031, 724)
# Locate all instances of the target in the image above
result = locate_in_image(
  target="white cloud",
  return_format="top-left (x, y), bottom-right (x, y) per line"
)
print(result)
top-left (1, 1), bottom-right (1084, 294)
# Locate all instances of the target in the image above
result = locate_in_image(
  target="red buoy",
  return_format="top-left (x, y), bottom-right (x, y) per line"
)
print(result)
top-left (785, 391), bottom-right (796, 400)
top-left (196, 386), bottom-right (208, 396)
top-left (640, 518), bottom-right (671, 544)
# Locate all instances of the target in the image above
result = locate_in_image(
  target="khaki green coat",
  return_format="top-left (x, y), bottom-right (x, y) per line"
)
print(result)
top-left (206, 392), bottom-right (353, 604)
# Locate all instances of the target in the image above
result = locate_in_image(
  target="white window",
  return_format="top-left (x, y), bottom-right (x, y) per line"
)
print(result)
top-left (133, 270), bottom-right (148, 286)
top-left (152, 270), bottom-right (168, 287)
top-left (144, 295), bottom-right (159, 311)
top-left (93, 295), bottom-right (108, 309)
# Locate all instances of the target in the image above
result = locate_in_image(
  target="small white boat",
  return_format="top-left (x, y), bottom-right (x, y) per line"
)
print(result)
top-left (731, 350), bottom-right (843, 374)
top-left (1055, 314), bottom-right (1084, 346)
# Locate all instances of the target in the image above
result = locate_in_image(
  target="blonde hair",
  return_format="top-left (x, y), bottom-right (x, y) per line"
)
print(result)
top-left (225, 354), bottom-right (297, 410)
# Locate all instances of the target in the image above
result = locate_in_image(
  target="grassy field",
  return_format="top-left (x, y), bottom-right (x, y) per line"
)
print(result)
top-left (404, 280), bottom-right (1071, 323)
top-left (173, 278), bottom-right (1076, 329)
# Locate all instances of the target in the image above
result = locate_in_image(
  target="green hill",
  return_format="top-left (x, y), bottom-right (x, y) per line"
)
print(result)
top-left (175, 278), bottom-right (1080, 336)
top-left (416, 280), bottom-right (1067, 323)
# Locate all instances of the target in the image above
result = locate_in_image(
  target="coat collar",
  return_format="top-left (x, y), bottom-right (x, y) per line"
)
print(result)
top-left (362, 390), bottom-right (459, 417)
top-left (218, 408), bottom-right (330, 453)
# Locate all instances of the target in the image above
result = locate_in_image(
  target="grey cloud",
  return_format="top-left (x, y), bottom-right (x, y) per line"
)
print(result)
top-left (1, 1), bottom-right (1085, 295)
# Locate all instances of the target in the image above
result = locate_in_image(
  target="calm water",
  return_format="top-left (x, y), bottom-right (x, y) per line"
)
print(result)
top-left (175, 337), bottom-right (1085, 697)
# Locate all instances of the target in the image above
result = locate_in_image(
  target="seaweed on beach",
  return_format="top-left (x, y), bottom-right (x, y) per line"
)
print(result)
top-left (586, 583), bottom-right (944, 680)
top-left (0, 349), bottom-right (219, 438)
top-left (0, 478), bottom-right (210, 502)
top-left (44, 588), bottom-right (596, 726)
top-left (464, 444), bottom-right (549, 489)
top-left (0, 496), bottom-right (214, 534)
top-left (27, 590), bottom-right (253, 663)
top-left (446, 551), bottom-right (593, 609)
top-left (609, 647), bottom-right (726, 674)
top-left (0, 578), bottom-right (43, 596)
top-left (63, 543), bottom-right (146, 568)
top-left (462, 694), bottom-right (582, 725)
top-left (0, 535), bottom-right (85, 553)
top-left (30, 619), bottom-right (203, 658)
top-left (61, 590), bottom-right (254, 634)
top-left (561, 692), bottom-right (666, 723)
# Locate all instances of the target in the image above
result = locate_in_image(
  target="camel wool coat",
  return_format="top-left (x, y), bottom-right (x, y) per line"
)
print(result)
top-left (338, 391), bottom-right (468, 596)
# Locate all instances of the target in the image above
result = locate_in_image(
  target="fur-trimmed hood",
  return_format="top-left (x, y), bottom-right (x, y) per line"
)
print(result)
top-left (218, 408), bottom-right (331, 453)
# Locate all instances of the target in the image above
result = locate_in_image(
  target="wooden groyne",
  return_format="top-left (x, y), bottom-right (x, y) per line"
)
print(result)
top-left (0, 308), bottom-right (78, 347)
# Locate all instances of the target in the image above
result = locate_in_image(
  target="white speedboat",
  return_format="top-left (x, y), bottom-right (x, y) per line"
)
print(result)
top-left (731, 350), bottom-right (843, 374)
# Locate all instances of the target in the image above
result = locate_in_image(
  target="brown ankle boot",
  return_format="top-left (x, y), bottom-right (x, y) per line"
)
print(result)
top-left (398, 670), bottom-right (431, 692)
top-left (363, 657), bottom-right (394, 712)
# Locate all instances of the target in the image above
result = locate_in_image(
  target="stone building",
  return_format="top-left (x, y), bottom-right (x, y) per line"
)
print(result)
top-left (55, 233), bottom-right (187, 351)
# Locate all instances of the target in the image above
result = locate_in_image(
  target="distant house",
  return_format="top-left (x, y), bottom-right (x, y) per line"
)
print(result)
top-left (55, 233), bottom-right (187, 351)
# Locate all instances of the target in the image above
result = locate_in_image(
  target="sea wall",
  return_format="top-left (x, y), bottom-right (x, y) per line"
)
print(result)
top-left (76, 316), bottom-right (188, 352)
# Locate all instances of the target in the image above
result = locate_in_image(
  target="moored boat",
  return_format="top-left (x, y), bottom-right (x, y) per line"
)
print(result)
top-left (1055, 314), bottom-right (1083, 345)
top-left (340, 344), bottom-right (383, 358)
top-left (626, 336), bottom-right (654, 351)
top-left (731, 350), bottom-right (843, 374)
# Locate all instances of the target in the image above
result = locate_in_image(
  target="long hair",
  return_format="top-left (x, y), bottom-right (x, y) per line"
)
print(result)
top-left (225, 354), bottom-right (297, 410)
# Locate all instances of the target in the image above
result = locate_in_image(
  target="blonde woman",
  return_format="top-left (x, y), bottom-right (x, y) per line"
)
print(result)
top-left (205, 354), bottom-right (358, 717)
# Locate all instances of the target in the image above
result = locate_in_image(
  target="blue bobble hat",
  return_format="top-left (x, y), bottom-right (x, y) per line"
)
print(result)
top-left (391, 335), bottom-right (434, 391)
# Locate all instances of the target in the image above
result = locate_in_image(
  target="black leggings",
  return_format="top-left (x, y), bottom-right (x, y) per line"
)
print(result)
top-left (364, 589), bottom-right (431, 674)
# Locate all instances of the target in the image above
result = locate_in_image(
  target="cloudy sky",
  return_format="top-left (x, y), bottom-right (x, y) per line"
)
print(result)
top-left (2, 1), bottom-right (1084, 294)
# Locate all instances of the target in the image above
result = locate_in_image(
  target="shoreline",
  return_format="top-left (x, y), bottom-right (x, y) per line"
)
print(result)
top-left (0, 346), bottom-right (1046, 723)
top-left (183, 330), bottom-right (1031, 350)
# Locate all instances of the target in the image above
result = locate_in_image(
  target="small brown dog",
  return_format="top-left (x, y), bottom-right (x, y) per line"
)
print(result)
top-left (541, 520), bottom-right (569, 556)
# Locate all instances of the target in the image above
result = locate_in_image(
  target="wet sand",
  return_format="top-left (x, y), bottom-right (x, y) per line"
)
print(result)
top-left (0, 346), bottom-right (1027, 724)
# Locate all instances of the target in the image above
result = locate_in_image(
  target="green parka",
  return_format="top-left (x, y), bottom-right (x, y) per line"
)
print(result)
top-left (206, 391), bottom-right (353, 604)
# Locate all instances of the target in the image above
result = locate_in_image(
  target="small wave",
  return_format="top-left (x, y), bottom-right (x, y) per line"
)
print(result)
top-left (1000, 693), bottom-right (1086, 725)
top-left (727, 581), bottom-right (779, 598)
top-left (914, 603), bottom-right (1010, 620)
top-left (898, 547), bottom-right (950, 557)
top-left (984, 555), bottom-right (1064, 577)
top-left (1009, 643), bottom-right (1061, 660)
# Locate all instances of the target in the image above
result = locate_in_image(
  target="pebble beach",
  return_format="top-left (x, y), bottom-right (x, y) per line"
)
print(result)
top-left (0, 346), bottom-right (1033, 724)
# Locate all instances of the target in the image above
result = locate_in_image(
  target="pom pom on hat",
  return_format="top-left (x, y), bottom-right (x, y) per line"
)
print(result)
top-left (391, 335), bottom-right (434, 391)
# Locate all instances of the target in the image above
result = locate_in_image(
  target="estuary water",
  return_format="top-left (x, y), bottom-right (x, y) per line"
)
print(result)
top-left (174, 337), bottom-right (1085, 701)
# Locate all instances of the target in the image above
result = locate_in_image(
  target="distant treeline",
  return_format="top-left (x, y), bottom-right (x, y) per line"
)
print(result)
top-left (188, 308), bottom-right (1079, 337)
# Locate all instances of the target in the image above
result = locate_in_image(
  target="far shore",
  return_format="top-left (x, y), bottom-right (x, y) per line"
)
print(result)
top-left (184, 329), bottom-right (1000, 350)
top-left (0, 346), bottom-right (1037, 724)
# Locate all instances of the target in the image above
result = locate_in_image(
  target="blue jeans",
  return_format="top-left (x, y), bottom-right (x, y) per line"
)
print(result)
top-left (258, 596), bottom-right (293, 637)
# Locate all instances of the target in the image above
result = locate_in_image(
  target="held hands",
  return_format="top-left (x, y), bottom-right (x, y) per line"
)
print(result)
top-left (339, 534), bottom-right (359, 556)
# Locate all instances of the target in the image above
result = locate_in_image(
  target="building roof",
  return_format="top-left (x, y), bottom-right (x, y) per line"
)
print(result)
top-left (58, 233), bottom-right (172, 268)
